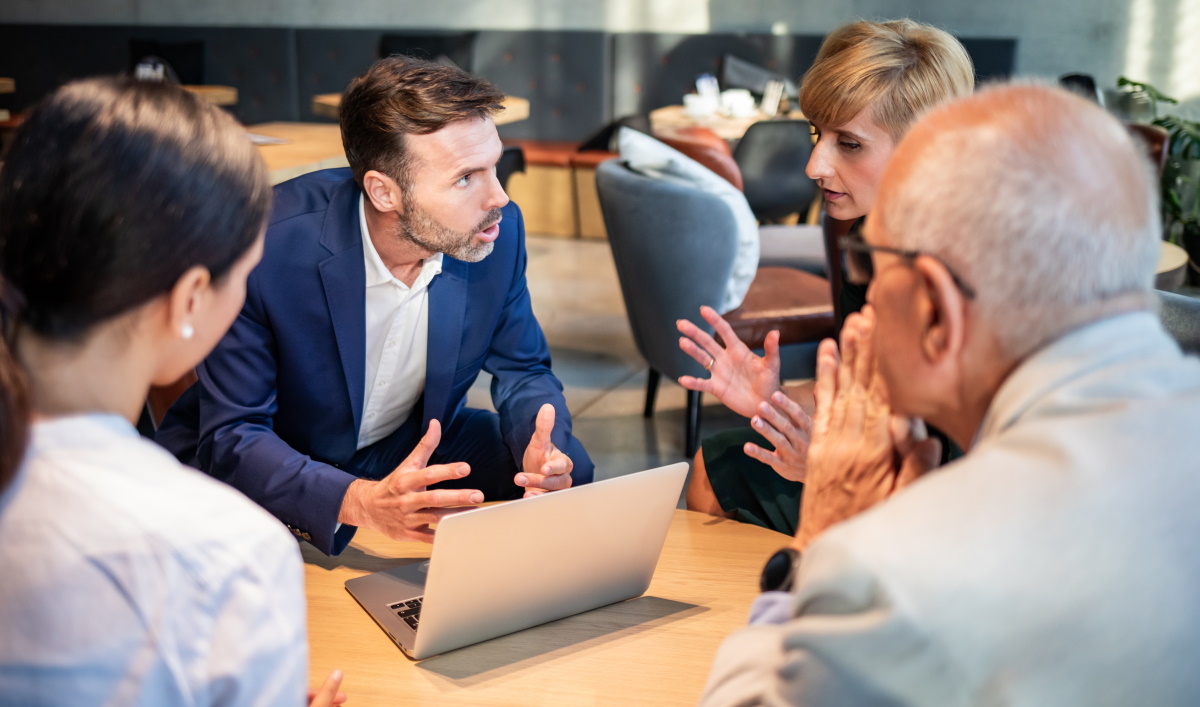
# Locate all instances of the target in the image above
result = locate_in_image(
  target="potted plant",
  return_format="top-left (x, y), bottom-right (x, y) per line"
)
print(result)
top-left (1117, 77), bottom-right (1200, 282)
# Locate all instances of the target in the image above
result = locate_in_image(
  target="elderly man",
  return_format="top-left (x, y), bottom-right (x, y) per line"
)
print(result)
top-left (700, 83), bottom-right (1200, 705)
top-left (158, 56), bottom-right (593, 556)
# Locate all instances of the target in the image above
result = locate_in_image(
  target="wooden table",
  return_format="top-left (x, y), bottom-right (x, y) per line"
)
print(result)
top-left (650, 104), bottom-right (806, 141)
top-left (311, 93), bottom-right (530, 126)
top-left (302, 509), bottom-right (788, 705)
top-left (182, 84), bottom-right (238, 106)
top-left (250, 122), bottom-right (349, 185)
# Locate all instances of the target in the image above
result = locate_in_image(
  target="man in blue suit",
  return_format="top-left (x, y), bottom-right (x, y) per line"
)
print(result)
top-left (158, 56), bottom-right (593, 556)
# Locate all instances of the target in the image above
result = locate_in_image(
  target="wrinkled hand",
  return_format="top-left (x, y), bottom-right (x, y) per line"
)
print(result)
top-left (518, 403), bottom-right (574, 498)
top-left (677, 305), bottom-right (782, 419)
top-left (308, 670), bottom-right (347, 707)
top-left (338, 419), bottom-right (483, 543)
top-left (746, 390), bottom-right (813, 483)
top-left (792, 307), bottom-right (941, 551)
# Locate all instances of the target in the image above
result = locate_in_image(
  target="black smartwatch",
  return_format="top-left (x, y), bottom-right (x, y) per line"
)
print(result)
top-left (759, 547), bottom-right (800, 593)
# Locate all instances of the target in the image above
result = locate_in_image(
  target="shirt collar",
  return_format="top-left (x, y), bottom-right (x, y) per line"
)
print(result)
top-left (359, 194), bottom-right (443, 290)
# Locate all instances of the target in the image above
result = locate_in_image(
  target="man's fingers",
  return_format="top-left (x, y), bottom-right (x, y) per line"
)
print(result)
top-left (751, 413), bottom-right (791, 451)
top-left (308, 669), bottom-right (344, 707)
top-left (400, 419), bottom-right (442, 473)
top-left (853, 309), bottom-right (877, 391)
top-left (404, 487), bottom-right (484, 511)
top-left (393, 462), bottom-right (471, 492)
top-left (838, 317), bottom-right (861, 393)
top-left (533, 403), bottom-right (556, 445)
top-left (813, 337), bottom-right (840, 435)
top-left (515, 469), bottom-right (573, 491)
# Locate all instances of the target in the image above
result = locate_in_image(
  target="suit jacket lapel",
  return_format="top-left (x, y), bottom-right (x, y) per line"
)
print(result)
top-left (317, 181), bottom-right (368, 436)
top-left (423, 257), bottom-right (468, 440)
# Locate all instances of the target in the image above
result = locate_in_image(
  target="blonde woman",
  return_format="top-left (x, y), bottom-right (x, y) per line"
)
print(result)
top-left (677, 19), bottom-right (974, 533)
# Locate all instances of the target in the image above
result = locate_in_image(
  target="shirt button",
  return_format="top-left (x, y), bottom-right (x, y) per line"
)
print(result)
top-left (378, 380), bottom-right (387, 387)
top-left (367, 412), bottom-right (376, 419)
top-left (387, 340), bottom-right (397, 348)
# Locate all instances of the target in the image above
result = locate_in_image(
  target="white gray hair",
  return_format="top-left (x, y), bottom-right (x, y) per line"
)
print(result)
top-left (874, 81), bottom-right (1160, 358)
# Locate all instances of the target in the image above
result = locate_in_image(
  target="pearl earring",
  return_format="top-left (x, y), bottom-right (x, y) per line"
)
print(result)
top-left (181, 323), bottom-right (194, 340)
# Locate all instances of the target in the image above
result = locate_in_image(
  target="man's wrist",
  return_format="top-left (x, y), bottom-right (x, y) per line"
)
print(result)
top-left (338, 478), bottom-right (373, 527)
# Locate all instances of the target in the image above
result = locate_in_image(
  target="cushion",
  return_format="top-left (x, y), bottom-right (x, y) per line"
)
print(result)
top-left (757, 223), bottom-right (826, 275)
top-left (617, 127), bottom-right (758, 313)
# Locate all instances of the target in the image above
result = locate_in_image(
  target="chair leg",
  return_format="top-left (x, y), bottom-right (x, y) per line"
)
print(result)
top-left (685, 389), bottom-right (702, 457)
top-left (644, 368), bottom-right (661, 418)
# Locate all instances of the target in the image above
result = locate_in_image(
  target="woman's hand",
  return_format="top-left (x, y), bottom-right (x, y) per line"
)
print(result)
top-left (745, 390), bottom-right (813, 483)
top-left (677, 305), bottom-right (782, 419)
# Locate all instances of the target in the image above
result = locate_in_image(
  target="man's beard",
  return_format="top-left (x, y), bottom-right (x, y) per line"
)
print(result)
top-left (395, 201), bottom-right (501, 263)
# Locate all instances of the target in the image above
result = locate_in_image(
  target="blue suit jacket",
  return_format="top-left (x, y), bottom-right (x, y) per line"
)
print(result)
top-left (158, 168), bottom-right (591, 554)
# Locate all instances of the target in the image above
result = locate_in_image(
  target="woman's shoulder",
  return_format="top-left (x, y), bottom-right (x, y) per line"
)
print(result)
top-left (18, 414), bottom-right (299, 581)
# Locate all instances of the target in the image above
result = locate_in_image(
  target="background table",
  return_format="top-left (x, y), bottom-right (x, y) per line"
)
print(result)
top-left (251, 122), bottom-right (348, 185)
top-left (302, 508), bottom-right (788, 705)
top-left (650, 104), bottom-right (805, 141)
top-left (311, 93), bottom-right (530, 125)
top-left (182, 84), bottom-right (238, 106)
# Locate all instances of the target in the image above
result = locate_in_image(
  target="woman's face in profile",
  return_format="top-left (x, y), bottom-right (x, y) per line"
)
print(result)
top-left (806, 106), bottom-right (896, 221)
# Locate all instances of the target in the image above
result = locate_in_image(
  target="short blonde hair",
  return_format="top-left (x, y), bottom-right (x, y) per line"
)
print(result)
top-left (800, 19), bottom-right (975, 141)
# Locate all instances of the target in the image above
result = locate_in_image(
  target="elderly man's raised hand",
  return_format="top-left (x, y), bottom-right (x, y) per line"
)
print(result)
top-left (677, 305), bottom-right (782, 419)
top-left (517, 403), bottom-right (574, 497)
top-left (338, 419), bottom-right (483, 543)
top-left (792, 307), bottom-right (941, 551)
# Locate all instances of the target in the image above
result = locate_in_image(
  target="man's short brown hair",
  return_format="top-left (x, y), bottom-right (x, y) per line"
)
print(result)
top-left (339, 56), bottom-right (505, 191)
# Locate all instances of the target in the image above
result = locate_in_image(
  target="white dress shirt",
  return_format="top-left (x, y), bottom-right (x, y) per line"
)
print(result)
top-left (357, 195), bottom-right (443, 449)
top-left (0, 414), bottom-right (308, 706)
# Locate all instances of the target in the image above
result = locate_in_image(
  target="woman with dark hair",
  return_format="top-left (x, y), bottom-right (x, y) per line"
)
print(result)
top-left (0, 77), bottom-right (343, 706)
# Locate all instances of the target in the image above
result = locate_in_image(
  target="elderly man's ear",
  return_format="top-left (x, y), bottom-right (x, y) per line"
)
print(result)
top-left (914, 256), bottom-right (967, 365)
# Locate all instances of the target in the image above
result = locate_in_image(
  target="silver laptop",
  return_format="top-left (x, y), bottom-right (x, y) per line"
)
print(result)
top-left (345, 462), bottom-right (689, 660)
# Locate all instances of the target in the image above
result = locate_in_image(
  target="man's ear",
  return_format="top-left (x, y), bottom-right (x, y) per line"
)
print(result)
top-left (362, 169), bottom-right (404, 215)
top-left (914, 256), bottom-right (966, 365)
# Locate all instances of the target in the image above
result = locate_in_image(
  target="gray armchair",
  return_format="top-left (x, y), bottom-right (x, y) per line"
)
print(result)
top-left (596, 159), bottom-right (834, 456)
top-left (1158, 290), bottom-right (1200, 355)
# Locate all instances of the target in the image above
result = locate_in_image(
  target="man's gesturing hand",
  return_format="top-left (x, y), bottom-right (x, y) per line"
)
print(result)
top-left (338, 419), bottom-right (483, 543)
top-left (677, 305), bottom-right (782, 420)
top-left (792, 307), bottom-right (941, 551)
top-left (517, 403), bottom-right (574, 498)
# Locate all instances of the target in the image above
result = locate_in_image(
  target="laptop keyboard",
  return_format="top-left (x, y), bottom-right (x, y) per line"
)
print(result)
top-left (389, 597), bottom-right (423, 631)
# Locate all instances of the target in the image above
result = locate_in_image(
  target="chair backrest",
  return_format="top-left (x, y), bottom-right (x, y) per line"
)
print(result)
top-left (595, 159), bottom-right (738, 379)
top-left (1158, 290), bottom-right (1200, 355)
top-left (1128, 122), bottom-right (1169, 178)
top-left (733, 119), bottom-right (817, 222)
top-left (496, 144), bottom-right (526, 189)
top-left (657, 127), bottom-right (743, 191)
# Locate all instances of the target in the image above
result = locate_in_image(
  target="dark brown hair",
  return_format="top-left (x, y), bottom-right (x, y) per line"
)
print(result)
top-left (339, 55), bottom-right (505, 190)
top-left (0, 76), bottom-right (272, 489)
